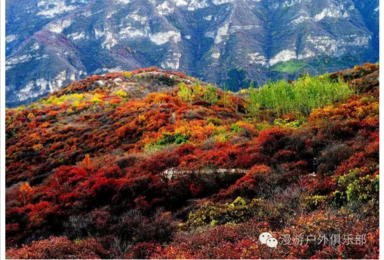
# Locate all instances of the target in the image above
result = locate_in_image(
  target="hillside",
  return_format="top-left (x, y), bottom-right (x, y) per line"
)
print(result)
top-left (5, 64), bottom-right (379, 259)
top-left (5, 0), bottom-right (379, 107)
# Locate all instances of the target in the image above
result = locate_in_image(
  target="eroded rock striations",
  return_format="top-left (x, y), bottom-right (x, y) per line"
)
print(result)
top-left (6, 0), bottom-right (379, 107)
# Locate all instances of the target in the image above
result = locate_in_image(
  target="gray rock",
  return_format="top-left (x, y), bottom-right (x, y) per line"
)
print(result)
top-left (96, 80), bottom-right (105, 87)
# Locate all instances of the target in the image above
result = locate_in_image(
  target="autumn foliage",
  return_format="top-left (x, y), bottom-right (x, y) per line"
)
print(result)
top-left (5, 64), bottom-right (379, 259)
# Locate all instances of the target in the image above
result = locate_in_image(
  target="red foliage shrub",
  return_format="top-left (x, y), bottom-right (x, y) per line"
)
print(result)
top-left (189, 184), bottom-right (200, 196)
top-left (126, 242), bottom-right (161, 259)
top-left (6, 236), bottom-right (108, 259)
top-left (257, 128), bottom-right (289, 156)
top-left (5, 64), bottom-right (379, 258)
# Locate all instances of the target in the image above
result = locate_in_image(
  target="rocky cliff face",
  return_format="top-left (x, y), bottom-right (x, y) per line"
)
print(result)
top-left (6, 0), bottom-right (379, 107)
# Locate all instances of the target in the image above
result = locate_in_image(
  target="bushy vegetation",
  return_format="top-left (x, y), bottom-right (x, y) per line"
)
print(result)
top-left (5, 64), bottom-right (379, 259)
top-left (224, 67), bottom-right (253, 91)
top-left (247, 74), bottom-right (353, 118)
top-left (178, 81), bottom-right (219, 105)
top-left (202, 85), bottom-right (219, 105)
top-left (177, 82), bottom-right (193, 102)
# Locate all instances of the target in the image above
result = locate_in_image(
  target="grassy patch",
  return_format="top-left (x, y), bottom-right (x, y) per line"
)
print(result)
top-left (271, 60), bottom-right (306, 74)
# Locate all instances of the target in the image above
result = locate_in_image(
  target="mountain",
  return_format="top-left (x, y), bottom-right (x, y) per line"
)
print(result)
top-left (5, 64), bottom-right (379, 258)
top-left (5, 0), bottom-right (379, 107)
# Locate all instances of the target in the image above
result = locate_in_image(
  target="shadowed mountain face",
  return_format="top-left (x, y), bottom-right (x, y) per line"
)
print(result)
top-left (6, 0), bottom-right (379, 107)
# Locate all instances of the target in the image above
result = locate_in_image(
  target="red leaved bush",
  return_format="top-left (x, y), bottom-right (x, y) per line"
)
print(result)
top-left (6, 236), bottom-right (108, 259)
top-left (5, 64), bottom-right (379, 258)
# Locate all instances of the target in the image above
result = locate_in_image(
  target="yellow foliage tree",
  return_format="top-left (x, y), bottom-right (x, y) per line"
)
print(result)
top-left (116, 90), bottom-right (128, 98)
top-left (19, 182), bottom-right (33, 205)
top-left (32, 144), bottom-right (43, 151)
top-left (27, 113), bottom-right (35, 119)
top-left (80, 154), bottom-right (93, 169)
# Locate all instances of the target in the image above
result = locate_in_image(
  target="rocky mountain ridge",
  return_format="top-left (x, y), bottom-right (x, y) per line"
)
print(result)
top-left (6, 0), bottom-right (379, 107)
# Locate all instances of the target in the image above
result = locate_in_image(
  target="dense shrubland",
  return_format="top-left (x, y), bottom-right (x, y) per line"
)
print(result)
top-left (247, 75), bottom-right (353, 118)
top-left (5, 64), bottom-right (379, 259)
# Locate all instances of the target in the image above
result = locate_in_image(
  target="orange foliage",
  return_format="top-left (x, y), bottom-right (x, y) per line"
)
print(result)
top-left (5, 64), bottom-right (379, 258)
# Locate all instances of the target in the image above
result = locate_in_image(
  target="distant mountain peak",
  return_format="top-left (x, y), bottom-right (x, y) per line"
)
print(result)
top-left (6, 0), bottom-right (379, 107)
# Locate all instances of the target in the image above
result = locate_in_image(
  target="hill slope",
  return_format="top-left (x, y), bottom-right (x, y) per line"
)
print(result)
top-left (6, 0), bottom-right (379, 107)
top-left (6, 64), bottom-right (379, 259)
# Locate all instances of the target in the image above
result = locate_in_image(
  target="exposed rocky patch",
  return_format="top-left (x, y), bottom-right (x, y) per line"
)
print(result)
top-left (6, 0), bottom-right (379, 107)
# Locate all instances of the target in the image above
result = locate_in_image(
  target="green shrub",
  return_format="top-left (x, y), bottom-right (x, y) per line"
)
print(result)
top-left (156, 132), bottom-right (189, 146)
top-left (332, 169), bottom-right (379, 206)
top-left (206, 118), bottom-right (222, 126)
top-left (203, 85), bottom-right (218, 105)
top-left (178, 83), bottom-right (193, 102)
top-left (122, 71), bottom-right (132, 78)
top-left (273, 118), bottom-right (301, 129)
top-left (222, 83), bottom-right (229, 107)
top-left (247, 74), bottom-right (352, 117)
top-left (230, 123), bottom-right (242, 133)
top-left (192, 79), bottom-right (203, 94)
top-left (181, 198), bottom-right (283, 229)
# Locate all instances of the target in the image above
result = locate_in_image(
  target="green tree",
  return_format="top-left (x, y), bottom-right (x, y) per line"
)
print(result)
top-left (225, 68), bottom-right (253, 91)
